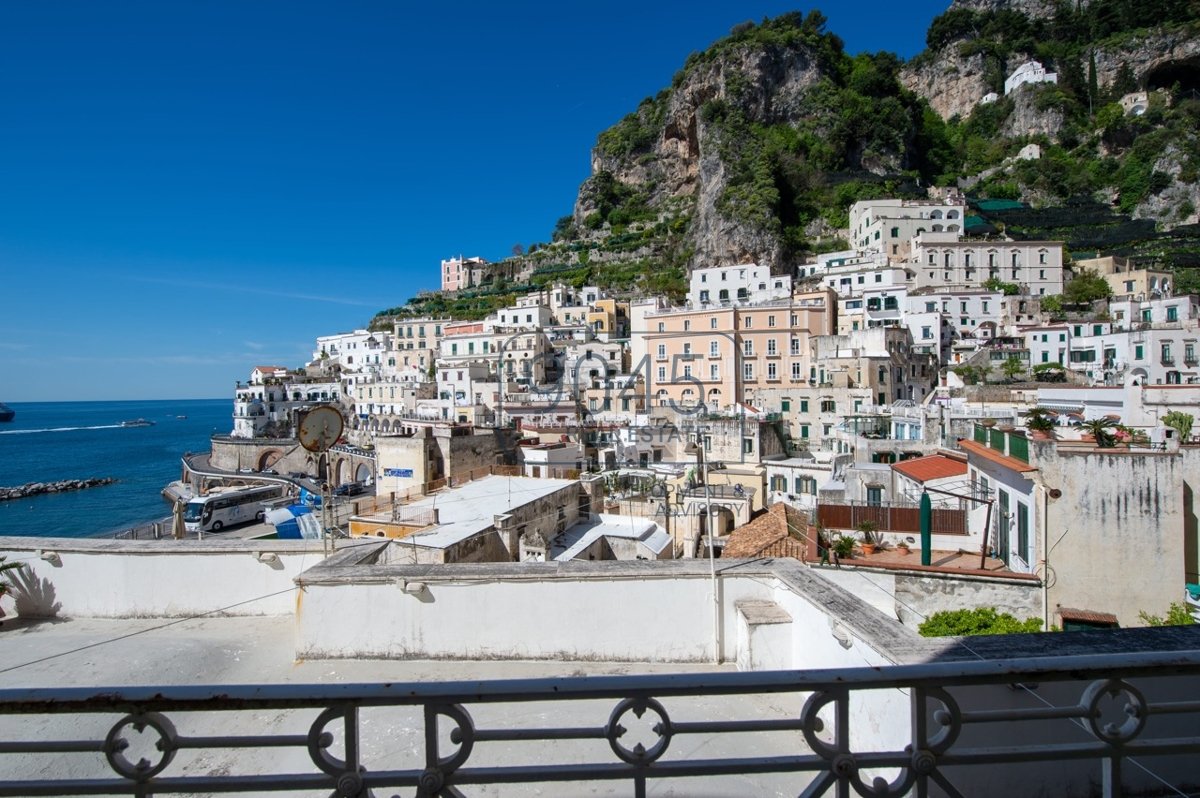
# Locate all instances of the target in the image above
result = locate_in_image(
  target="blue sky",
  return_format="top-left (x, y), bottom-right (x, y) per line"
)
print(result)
top-left (0, 1), bottom-right (949, 402)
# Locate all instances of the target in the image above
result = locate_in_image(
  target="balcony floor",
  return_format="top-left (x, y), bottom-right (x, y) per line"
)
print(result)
top-left (0, 615), bottom-right (808, 796)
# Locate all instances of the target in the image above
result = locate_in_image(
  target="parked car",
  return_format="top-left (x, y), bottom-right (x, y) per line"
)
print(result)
top-left (335, 482), bottom-right (365, 496)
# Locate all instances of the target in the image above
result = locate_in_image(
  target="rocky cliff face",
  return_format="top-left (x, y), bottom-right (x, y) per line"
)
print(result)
top-left (900, 47), bottom-right (990, 121)
top-left (572, 43), bottom-right (828, 270)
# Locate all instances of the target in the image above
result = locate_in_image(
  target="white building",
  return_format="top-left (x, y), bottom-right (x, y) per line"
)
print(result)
top-left (313, 329), bottom-right (392, 374)
top-left (688, 263), bottom-right (793, 308)
top-left (817, 260), bottom-right (910, 298)
top-left (1004, 61), bottom-right (1057, 95)
top-left (847, 197), bottom-right (967, 260)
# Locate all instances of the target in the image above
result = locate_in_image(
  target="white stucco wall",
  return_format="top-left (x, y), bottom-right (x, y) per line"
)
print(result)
top-left (0, 539), bottom-right (328, 619)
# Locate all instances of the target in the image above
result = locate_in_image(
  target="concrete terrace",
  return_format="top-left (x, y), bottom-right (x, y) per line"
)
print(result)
top-left (0, 536), bottom-right (1197, 795)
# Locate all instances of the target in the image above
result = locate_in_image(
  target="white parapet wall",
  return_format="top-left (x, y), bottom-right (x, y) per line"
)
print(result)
top-left (0, 537), bottom-right (336, 619)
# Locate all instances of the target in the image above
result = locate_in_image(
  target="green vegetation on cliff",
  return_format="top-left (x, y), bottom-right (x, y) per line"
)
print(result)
top-left (375, 5), bottom-right (1200, 324)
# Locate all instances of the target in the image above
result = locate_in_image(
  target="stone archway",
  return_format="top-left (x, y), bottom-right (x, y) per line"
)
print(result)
top-left (258, 449), bottom-right (284, 471)
top-left (355, 463), bottom-right (372, 484)
top-left (333, 458), bottom-right (347, 486)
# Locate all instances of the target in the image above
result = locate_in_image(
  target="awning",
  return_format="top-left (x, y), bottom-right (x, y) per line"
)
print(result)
top-left (266, 505), bottom-right (321, 540)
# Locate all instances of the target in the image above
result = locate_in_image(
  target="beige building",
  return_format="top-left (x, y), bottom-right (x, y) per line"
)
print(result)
top-left (640, 290), bottom-right (836, 411)
top-left (912, 233), bottom-right (1065, 297)
top-left (1075, 255), bottom-right (1173, 300)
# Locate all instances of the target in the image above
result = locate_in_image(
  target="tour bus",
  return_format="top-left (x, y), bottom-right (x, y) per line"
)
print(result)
top-left (183, 485), bottom-right (285, 533)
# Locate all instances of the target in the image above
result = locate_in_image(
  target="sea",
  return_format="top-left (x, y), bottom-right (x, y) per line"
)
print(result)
top-left (0, 399), bottom-right (230, 538)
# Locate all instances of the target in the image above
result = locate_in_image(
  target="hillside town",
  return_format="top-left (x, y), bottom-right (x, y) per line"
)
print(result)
top-left (221, 191), bottom-right (1200, 631)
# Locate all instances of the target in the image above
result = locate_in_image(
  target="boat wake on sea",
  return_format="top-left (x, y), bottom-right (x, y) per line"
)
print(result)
top-left (0, 424), bottom-right (131, 435)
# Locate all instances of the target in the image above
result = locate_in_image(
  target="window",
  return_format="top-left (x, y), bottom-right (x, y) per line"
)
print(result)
top-left (743, 438), bottom-right (754, 454)
top-left (1017, 503), bottom-right (1030, 564)
top-left (684, 320), bottom-right (691, 331)
top-left (890, 226), bottom-right (899, 238)
top-left (800, 399), bottom-right (809, 412)
top-left (744, 316), bottom-right (753, 328)
top-left (744, 340), bottom-right (754, 356)
top-left (710, 364), bottom-right (719, 380)
top-left (683, 365), bottom-right (692, 378)
top-left (925, 302), bottom-right (936, 313)
top-left (768, 315), bottom-right (776, 327)
top-left (790, 338), bottom-right (801, 355)
top-left (710, 318), bottom-right (718, 329)
top-left (767, 363), bottom-right (777, 380)
top-left (1167, 306), bottom-right (1179, 322)
top-left (683, 343), bottom-right (692, 355)
top-left (767, 339), bottom-right (777, 355)
top-left (800, 424), bottom-right (810, 439)
top-left (657, 366), bottom-right (666, 381)
top-left (743, 362), bottom-right (754, 380)
top-left (820, 400), bottom-right (835, 413)
top-left (710, 340), bottom-right (719, 357)
top-left (781, 399), bottom-right (790, 412)
top-left (1135, 345), bottom-right (1144, 360)
top-left (866, 486), bottom-right (883, 506)
top-left (657, 322), bottom-right (665, 332)
top-left (657, 344), bottom-right (666, 358)
top-left (921, 326), bottom-right (932, 339)
top-left (699, 290), bottom-right (710, 303)
top-left (791, 362), bottom-right (802, 379)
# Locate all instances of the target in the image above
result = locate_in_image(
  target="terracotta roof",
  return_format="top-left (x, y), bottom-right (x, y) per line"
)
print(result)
top-left (253, 365), bottom-right (287, 373)
top-left (1057, 607), bottom-right (1119, 625)
top-left (892, 454), bottom-right (968, 483)
top-left (723, 503), bottom-right (811, 560)
top-left (958, 439), bottom-right (1038, 473)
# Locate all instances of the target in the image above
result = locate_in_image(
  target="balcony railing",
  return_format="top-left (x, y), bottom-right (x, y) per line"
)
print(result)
top-left (0, 651), bottom-right (1196, 796)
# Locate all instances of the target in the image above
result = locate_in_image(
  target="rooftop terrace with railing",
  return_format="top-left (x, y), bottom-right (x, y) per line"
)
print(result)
top-left (0, 538), bottom-right (1197, 796)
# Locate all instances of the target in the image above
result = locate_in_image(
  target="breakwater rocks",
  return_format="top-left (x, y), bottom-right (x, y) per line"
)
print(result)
top-left (0, 478), bottom-right (117, 501)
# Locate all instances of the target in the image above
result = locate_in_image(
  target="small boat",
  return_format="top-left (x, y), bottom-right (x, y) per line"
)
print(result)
top-left (176, 415), bottom-right (187, 420)
top-left (0, 403), bottom-right (14, 423)
top-left (121, 418), bottom-right (156, 428)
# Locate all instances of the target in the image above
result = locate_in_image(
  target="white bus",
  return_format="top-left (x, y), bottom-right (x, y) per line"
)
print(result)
top-left (183, 485), bottom-right (285, 533)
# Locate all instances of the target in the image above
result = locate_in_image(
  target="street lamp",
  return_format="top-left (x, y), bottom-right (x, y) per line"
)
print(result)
top-left (684, 437), bottom-right (720, 664)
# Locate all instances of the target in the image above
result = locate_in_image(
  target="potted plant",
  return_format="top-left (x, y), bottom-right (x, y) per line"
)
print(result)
top-left (834, 535), bottom-right (857, 560)
top-left (1025, 407), bottom-right (1056, 440)
top-left (896, 540), bottom-right (911, 555)
top-left (857, 520), bottom-right (880, 555)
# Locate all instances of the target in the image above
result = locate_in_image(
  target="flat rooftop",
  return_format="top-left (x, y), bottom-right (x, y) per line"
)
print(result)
top-left (399, 475), bottom-right (574, 549)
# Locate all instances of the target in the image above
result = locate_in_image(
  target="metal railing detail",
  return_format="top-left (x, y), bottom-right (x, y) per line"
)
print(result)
top-left (0, 651), bottom-right (1197, 796)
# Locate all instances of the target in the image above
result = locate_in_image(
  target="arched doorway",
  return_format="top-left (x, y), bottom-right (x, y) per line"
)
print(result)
top-left (333, 459), bottom-right (347, 486)
top-left (354, 463), bottom-right (372, 484)
top-left (258, 449), bottom-right (283, 471)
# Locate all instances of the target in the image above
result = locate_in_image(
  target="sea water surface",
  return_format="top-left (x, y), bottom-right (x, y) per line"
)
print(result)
top-left (0, 399), bottom-right (229, 538)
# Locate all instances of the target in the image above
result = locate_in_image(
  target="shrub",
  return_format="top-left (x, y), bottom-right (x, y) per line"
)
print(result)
top-left (918, 607), bottom-right (1042, 637)
top-left (1138, 603), bottom-right (1197, 627)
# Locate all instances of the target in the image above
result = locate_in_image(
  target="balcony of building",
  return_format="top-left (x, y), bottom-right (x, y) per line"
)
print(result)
top-left (0, 537), bottom-right (1197, 796)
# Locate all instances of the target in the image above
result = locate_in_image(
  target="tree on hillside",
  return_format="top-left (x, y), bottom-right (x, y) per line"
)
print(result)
top-left (1063, 268), bottom-right (1113, 305)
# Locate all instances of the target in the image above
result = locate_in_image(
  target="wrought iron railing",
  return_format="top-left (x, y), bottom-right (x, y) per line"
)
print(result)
top-left (1, 651), bottom-right (1196, 796)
